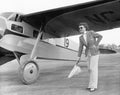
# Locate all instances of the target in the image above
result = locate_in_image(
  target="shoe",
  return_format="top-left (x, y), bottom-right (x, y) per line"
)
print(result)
top-left (89, 88), bottom-right (97, 92)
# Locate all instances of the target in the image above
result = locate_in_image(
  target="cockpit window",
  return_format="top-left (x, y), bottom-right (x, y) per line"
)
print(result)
top-left (0, 13), bottom-right (22, 22)
top-left (33, 30), bottom-right (39, 38)
top-left (11, 24), bottom-right (23, 33)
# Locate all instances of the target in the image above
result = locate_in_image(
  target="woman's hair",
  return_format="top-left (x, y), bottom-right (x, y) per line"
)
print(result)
top-left (79, 22), bottom-right (89, 31)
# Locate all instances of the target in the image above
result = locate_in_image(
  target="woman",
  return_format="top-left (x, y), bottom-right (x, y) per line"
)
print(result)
top-left (78, 22), bottom-right (103, 92)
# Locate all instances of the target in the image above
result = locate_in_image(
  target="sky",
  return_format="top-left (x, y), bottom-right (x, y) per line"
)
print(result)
top-left (70, 28), bottom-right (120, 46)
top-left (0, 0), bottom-right (120, 45)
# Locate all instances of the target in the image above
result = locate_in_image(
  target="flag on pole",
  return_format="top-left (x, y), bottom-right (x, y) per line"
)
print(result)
top-left (68, 64), bottom-right (82, 78)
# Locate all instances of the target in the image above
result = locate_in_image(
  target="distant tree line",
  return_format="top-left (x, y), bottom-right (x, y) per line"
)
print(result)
top-left (99, 44), bottom-right (119, 51)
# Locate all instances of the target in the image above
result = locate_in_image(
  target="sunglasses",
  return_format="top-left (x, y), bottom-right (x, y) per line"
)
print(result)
top-left (79, 26), bottom-right (85, 30)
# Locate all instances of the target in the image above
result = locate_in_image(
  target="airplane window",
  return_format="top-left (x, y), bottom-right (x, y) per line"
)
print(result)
top-left (11, 24), bottom-right (23, 33)
top-left (33, 30), bottom-right (39, 38)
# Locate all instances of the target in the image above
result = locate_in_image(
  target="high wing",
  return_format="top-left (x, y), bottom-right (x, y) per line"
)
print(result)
top-left (21, 0), bottom-right (120, 38)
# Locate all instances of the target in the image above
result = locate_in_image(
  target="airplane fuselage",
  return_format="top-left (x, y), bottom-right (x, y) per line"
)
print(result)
top-left (0, 12), bottom-right (79, 63)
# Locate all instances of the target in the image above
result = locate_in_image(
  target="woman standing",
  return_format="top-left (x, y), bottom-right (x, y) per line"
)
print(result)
top-left (78, 22), bottom-right (103, 92)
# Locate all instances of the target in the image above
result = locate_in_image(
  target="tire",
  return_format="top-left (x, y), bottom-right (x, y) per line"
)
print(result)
top-left (19, 60), bottom-right (39, 85)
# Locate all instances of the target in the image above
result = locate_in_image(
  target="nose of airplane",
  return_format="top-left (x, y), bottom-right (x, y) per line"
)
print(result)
top-left (0, 18), bottom-right (7, 38)
top-left (0, 28), bottom-right (4, 38)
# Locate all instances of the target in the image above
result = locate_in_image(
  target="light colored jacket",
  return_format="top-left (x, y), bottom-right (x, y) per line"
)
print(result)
top-left (78, 30), bottom-right (103, 57)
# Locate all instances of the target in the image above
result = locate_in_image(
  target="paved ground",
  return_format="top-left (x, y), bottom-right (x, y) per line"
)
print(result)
top-left (0, 53), bottom-right (120, 95)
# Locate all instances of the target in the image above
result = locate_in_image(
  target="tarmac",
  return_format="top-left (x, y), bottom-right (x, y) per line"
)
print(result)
top-left (0, 53), bottom-right (120, 95)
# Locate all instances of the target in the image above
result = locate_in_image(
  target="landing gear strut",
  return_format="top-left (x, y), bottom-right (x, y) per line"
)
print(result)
top-left (15, 27), bottom-right (43, 84)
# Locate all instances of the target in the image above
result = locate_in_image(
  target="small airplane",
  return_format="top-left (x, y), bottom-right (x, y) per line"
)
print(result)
top-left (0, 0), bottom-right (119, 84)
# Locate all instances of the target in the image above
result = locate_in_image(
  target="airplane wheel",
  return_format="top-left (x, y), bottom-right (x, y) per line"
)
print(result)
top-left (19, 60), bottom-right (39, 84)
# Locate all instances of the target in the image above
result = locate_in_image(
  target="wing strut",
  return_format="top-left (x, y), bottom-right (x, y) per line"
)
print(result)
top-left (13, 51), bottom-right (20, 65)
top-left (30, 27), bottom-right (43, 59)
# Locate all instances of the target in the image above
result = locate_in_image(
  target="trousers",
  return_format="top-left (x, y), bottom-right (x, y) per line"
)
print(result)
top-left (87, 54), bottom-right (99, 88)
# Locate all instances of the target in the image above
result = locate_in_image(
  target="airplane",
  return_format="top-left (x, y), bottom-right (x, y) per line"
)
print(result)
top-left (0, 0), bottom-right (119, 84)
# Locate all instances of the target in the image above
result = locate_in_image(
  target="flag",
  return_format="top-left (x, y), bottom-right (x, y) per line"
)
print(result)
top-left (68, 65), bottom-right (82, 78)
